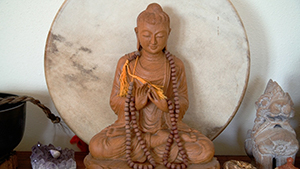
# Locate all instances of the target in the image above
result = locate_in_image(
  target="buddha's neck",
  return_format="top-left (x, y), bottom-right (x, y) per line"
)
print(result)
top-left (140, 50), bottom-right (165, 62)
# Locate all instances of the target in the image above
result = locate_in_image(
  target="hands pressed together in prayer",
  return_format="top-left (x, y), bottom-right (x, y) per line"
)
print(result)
top-left (135, 83), bottom-right (169, 112)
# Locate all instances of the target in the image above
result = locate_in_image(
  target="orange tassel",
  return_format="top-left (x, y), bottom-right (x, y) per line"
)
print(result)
top-left (118, 56), bottom-right (167, 100)
top-left (127, 65), bottom-right (167, 100)
top-left (119, 60), bottom-right (129, 97)
top-left (152, 85), bottom-right (167, 100)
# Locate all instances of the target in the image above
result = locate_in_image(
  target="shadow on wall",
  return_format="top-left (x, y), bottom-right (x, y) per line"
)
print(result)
top-left (2, 90), bottom-right (79, 151)
top-left (288, 77), bottom-right (300, 156)
top-left (213, 0), bottom-right (271, 155)
top-left (236, 76), bottom-right (267, 152)
top-left (292, 105), bottom-right (300, 157)
top-left (286, 56), bottom-right (300, 156)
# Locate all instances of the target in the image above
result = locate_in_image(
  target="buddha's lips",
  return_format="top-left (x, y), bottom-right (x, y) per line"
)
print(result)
top-left (150, 46), bottom-right (158, 50)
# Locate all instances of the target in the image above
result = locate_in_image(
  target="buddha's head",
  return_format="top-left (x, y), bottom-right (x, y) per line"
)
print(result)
top-left (135, 3), bottom-right (171, 54)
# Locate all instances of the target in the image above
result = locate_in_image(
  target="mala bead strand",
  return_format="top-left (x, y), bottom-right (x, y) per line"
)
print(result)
top-left (124, 61), bottom-right (155, 169)
top-left (125, 82), bottom-right (134, 167)
top-left (163, 50), bottom-right (188, 169)
top-left (125, 85), bottom-right (152, 169)
top-left (128, 51), bottom-right (140, 62)
top-left (125, 50), bottom-right (188, 168)
top-left (130, 98), bottom-right (156, 168)
top-left (162, 101), bottom-right (175, 165)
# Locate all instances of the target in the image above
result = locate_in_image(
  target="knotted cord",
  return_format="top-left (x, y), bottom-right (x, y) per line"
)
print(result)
top-left (0, 95), bottom-right (60, 124)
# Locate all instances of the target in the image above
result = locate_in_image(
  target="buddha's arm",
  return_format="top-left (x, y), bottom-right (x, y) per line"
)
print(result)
top-left (110, 56), bottom-right (128, 116)
top-left (174, 57), bottom-right (189, 120)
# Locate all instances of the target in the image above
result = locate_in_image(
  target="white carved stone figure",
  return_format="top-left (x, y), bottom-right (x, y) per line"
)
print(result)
top-left (245, 79), bottom-right (299, 169)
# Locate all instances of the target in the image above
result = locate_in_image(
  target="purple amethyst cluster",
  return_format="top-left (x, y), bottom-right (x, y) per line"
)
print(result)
top-left (30, 142), bottom-right (76, 169)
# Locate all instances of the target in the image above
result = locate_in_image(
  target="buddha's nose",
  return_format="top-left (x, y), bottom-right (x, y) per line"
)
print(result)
top-left (150, 36), bottom-right (157, 45)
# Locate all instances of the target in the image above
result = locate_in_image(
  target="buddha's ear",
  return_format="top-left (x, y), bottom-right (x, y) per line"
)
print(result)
top-left (164, 28), bottom-right (171, 51)
top-left (134, 27), bottom-right (141, 51)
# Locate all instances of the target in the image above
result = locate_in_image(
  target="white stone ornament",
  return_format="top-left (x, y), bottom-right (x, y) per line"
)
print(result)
top-left (245, 80), bottom-right (299, 169)
top-left (50, 149), bottom-right (61, 159)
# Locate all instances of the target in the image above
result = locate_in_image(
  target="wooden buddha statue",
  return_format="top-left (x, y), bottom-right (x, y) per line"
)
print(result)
top-left (84, 3), bottom-right (219, 169)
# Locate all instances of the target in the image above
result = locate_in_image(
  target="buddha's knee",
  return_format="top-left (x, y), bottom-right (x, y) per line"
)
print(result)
top-left (89, 132), bottom-right (126, 159)
top-left (185, 139), bottom-right (215, 163)
top-left (88, 134), bottom-right (106, 158)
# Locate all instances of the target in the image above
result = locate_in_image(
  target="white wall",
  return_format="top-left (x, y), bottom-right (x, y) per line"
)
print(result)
top-left (213, 0), bottom-right (300, 155)
top-left (0, 0), bottom-right (299, 155)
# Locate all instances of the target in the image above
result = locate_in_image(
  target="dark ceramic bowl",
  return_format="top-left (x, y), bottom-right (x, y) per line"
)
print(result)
top-left (0, 93), bottom-right (26, 159)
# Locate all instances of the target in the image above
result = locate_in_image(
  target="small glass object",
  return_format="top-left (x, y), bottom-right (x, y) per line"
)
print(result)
top-left (30, 142), bottom-right (76, 169)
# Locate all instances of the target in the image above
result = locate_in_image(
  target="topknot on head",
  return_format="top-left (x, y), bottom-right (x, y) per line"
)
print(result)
top-left (146, 3), bottom-right (164, 13)
top-left (137, 3), bottom-right (170, 28)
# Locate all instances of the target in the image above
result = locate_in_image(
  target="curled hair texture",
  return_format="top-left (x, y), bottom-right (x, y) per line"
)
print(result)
top-left (137, 3), bottom-right (170, 27)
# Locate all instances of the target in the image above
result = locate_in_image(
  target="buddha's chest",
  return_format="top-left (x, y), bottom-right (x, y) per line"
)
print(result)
top-left (135, 60), bottom-right (167, 83)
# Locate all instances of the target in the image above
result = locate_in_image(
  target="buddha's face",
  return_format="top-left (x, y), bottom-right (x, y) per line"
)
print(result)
top-left (136, 21), bottom-right (170, 55)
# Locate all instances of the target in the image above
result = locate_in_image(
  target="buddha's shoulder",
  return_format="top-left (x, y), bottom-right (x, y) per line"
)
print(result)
top-left (171, 55), bottom-right (185, 68)
top-left (117, 52), bottom-right (137, 64)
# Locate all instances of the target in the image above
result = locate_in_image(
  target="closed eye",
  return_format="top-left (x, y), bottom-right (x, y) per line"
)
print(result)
top-left (156, 34), bottom-right (165, 38)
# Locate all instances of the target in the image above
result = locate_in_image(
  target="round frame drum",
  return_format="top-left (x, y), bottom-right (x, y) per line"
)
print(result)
top-left (45, 0), bottom-right (250, 143)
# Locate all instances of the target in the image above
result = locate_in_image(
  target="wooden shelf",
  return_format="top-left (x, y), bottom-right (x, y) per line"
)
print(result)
top-left (14, 152), bottom-right (300, 168)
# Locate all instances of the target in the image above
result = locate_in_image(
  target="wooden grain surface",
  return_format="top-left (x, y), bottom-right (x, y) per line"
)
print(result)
top-left (14, 151), bottom-right (300, 168)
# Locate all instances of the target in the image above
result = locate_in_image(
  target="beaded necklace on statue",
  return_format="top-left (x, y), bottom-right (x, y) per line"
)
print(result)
top-left (120, 50), bottom-right (188, 169)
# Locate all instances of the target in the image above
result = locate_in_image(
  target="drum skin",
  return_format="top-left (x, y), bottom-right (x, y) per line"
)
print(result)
top-left (45, 0), bottom-right (250, 143)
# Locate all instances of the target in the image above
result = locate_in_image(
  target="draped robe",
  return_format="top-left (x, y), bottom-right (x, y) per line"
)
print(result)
top-left (89, 52), bottom-right (214, 164)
